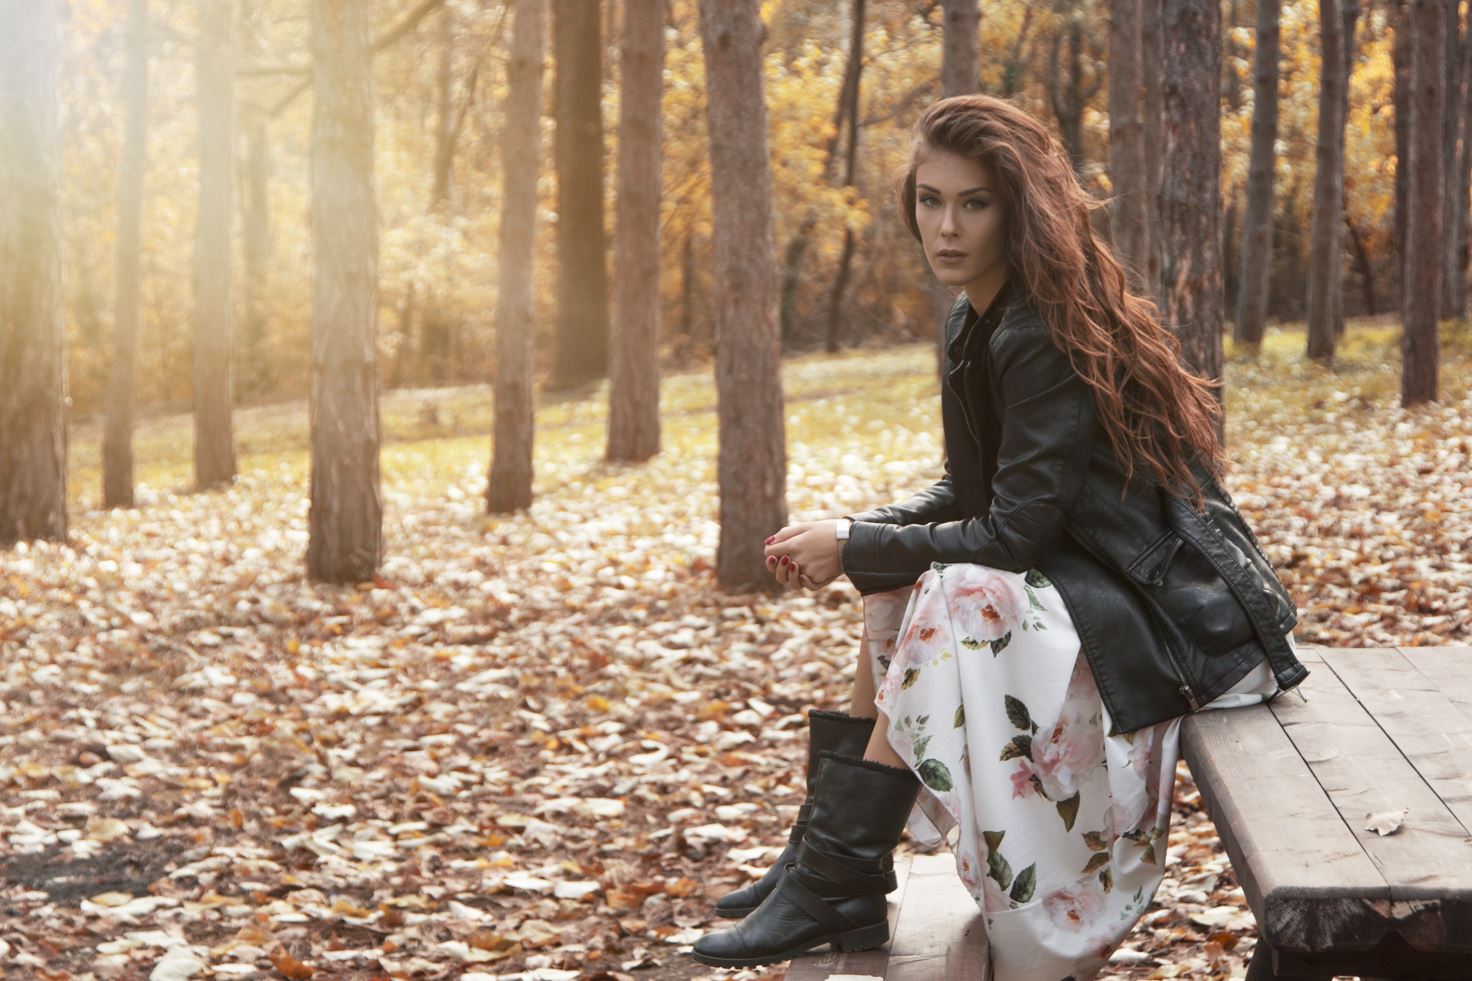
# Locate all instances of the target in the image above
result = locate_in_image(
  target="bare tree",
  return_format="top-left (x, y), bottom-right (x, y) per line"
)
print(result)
top-left (1393, 0), bottom-right (1412, 312)
top-left (1141, 0), bottom-right (1164, 299)
top-left (940, 0), bottom-right (979, 96)
top-left (549, 0), bottom-right (611, 390)
top-left (1306, 0), bottom-right (1348, 361)
top-left (1108, 0), bottom-right (1149, 292)
top-left (825, 0), bottom-right (866, 354)
top-left (194, 0), bottom-right (237, 489)
top-left (488, 0), bottom-right (546, 513)
top-left (1046, 5), bottom-right (1103, 174)
top-left (0, 0), bottom-right (66, 546)
top-left (240, 0), bottom-right (274, 402)
top-left (1403, 0), bottom-right (1444, 408)
top-left (697, 0), bottom-right (787, 592)
top-left (1158, 0), bottom-right (1225, 443)
top-left (1442, 0), bottom-right (1468, 316)
top-left (103, 0), bottom-right (149, 509)
top-left (606, 0), bottom-right (666, 461)
top-left (1233, 0), bottom-right (1281, 352)
top-left (307, 0), bottom-right (382, 581)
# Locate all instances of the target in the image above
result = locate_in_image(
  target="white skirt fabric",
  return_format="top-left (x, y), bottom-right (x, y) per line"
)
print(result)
top-left (863, 561), bottom-right (1290, 981)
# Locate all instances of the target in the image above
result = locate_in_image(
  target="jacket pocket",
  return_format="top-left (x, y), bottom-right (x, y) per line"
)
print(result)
top-left (1124, 528), bottom-right (1258, 656)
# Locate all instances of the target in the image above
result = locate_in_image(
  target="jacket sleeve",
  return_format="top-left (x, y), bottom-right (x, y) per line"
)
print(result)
top-left (840, 322), bottom-right (1098, 590)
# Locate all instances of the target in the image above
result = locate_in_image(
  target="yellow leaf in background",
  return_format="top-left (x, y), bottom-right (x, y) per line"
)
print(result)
top-left (88, 892), bottom-right (136, 908)
top-left (585, 694), bottom-right (610, 712)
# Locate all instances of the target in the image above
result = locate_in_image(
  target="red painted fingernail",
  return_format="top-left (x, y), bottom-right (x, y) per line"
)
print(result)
top-left (765, 535), bottom-right (775, 544)
top-left (781, 556), bottom-right (789, 566)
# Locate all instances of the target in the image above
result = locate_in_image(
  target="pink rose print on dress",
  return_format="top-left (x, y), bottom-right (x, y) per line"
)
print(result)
top-left (1008, 758), bottom-right (1037, 799)
top-left (945, 566), bottom-right (1028, 644)
top-left (1042, 875), bottom-right (1108, 932)
top-left (1030, 657), bottom-right (1105, 803)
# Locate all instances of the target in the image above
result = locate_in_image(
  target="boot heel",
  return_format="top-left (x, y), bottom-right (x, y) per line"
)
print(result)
top-left (831, 920), bottom-right (888, 952)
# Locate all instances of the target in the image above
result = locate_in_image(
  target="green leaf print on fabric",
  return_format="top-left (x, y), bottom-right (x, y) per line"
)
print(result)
top-left (1004, 694), bottom-right (1032, 731)
top-left (901, 667), bottom-right (921, 689)
top-left (1082, 830), bottom-right (1108, 852)
top-left (959, 636), bottom-right (982, 650)
top-left (999, 734), bottom-right (1032, 761)
top-left (917, 758), bottom-right (953, 792)
top-left (1056, 792), bottom-right (1081, 831)
top-left (1099, 865), bottom-right (1113, 893)
top-left (983, 829), bottom-right (1004, 851)
top-left (953, 703), bottom-right (965, 728)
top-left (1009, 863), bottom-right (1036, 904)
top-left (1082, 851), bottom-right (1110, 874)
top-left (987, 847), bottom-right (1013, 890)
top-left (989, 630), bottom-right (1012, 655)
top-left (1024, 569), bottom-right (1052, 589)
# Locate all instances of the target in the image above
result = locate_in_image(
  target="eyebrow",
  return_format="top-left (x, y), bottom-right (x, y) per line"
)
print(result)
top-left (917, 183), bottom-right (991, 195)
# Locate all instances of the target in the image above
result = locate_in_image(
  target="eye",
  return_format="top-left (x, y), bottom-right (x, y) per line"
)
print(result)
top-left (919, 194), bottom-right (940, 207)
top-left (966, 199), bottom-right (989, 210)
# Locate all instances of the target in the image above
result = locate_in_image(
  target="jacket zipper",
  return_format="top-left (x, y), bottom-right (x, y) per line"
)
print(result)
top-left (1065, 527), bottom-right (1201, 712)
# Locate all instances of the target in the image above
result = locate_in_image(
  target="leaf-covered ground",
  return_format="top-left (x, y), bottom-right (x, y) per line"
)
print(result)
top-left (2, 319), bottom-right (1468, 980)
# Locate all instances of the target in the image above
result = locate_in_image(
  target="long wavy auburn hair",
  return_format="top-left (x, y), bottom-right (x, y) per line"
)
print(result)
top-left (897, 94), bottom-right (1227, 511)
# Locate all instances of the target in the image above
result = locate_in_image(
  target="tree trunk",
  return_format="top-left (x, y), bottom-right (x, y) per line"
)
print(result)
top-left (421, 5), bottom-right (456, 384)
top-left (307, 0), bottom-right (382, 581)
top-left (1234, 0), bottom-right (1280, 351)
top-left (488, 0), bottom-right (545, 513)
top-left (1108, 0), bottom-right (1150, 293)
top-left (1403, 0), bottom-right (1444, 408)
top-left (1454, 9), bottom-right (1472, 319)
top-left (1331, 0), bottom-right (1359, 338)
top-left (194, 0), bottom-right (237, 489)
top-left (1393, 0), bottom-right (1412, 314)
top-left (1158, 0), bottom-right (1225, 446)
top-left (1141, 0), bottom-right (1164, 301)
top-left (240, 114), bottom-right (272, 399)
top-left (103, 0), bottom-right (148, 509)
top-left (697, 0), bottom-right (787, 593)
top-left (606, 0), bottom-right (665, 461)
top-left (0, 0), bottom-right (67, 546)
top-left (1346, 213), bottom-right (1377, 315)
top-left (1046, 12), bottom-right (1100, 176)
top-left (936, 0), bottom-right (982, 378)
top-left (549, 0), bottom-right (610, 390)
top-left (1306, 0), bottom-right (1346, 362)
top-left (940, 0), bottom-right (980, 97)
top-left (239, 0), bottom-right (272, 403)
top-left (1441, 0), bottom-right (1467, 316)
top-left (825, 0), bottom-right (866, 354)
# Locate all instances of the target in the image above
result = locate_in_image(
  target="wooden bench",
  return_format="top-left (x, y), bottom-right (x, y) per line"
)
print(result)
top-left (787, 645), bottom-right (1472, 981)
top-left (1183, 644), bottom-right (1472, 981)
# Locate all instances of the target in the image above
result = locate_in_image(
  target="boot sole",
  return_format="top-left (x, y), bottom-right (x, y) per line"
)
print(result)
top-left (689, 921), bottom-right (889, 968)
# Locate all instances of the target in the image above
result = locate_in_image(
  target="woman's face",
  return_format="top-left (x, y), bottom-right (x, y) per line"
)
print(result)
top-left (913, 149), bottom-right (1008, 303)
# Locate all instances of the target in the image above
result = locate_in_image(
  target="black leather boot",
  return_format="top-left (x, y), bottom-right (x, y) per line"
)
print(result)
top-left (691, 750), bottom-right (922, 968)
top-left (713, 710), bottom-right (897, 919)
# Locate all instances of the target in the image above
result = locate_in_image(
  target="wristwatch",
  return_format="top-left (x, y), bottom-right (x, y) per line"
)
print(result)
top-left (835, 518), bottom-right (852, 541)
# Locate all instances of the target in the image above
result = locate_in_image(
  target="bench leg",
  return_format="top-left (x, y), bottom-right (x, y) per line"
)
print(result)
top-left (1245, 941), bottom-right (1332, 981)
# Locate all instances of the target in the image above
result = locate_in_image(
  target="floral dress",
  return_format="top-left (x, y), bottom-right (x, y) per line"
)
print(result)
top-left (864, 561), bottom-right (1291, 981)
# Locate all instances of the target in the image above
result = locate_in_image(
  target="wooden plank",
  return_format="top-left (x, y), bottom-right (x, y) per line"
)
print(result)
top-left (1269, 653), bottom-right (1379, 731)
top-left (1399, 646), bottom-right (1472, 727)
top-left (1181, 705), bottom-right (1390, 952)
top-left (1280, 650), bottom-right (1472, 953)
top-left (785, 851), bottom-right (911, 980)
top-left (879, 851), bottom-right (988, 981)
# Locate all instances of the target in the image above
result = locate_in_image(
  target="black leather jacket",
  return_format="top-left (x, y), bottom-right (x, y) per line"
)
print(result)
top-left (841, 292), bottom-right (1307, 734)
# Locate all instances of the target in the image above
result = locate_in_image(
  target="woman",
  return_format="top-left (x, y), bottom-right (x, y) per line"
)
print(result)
top-left (689, 94), bottom-right (1307, 979)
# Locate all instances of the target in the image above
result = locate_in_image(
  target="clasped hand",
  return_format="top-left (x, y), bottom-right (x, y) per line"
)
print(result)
top-left (762, 520), bottom-right (845, 592)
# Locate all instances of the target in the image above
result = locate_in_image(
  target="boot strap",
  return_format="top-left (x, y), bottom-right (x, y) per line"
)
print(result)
top-left (795, 838), bottom-right (891, 893)
top-left (776, 863), bottom-right (865, 934)
top-left (786, 802), bottom-right (815, 844)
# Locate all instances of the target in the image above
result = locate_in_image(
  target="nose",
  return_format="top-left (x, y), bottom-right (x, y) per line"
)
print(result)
top-left (939, 203), bottom-right (959, 238)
